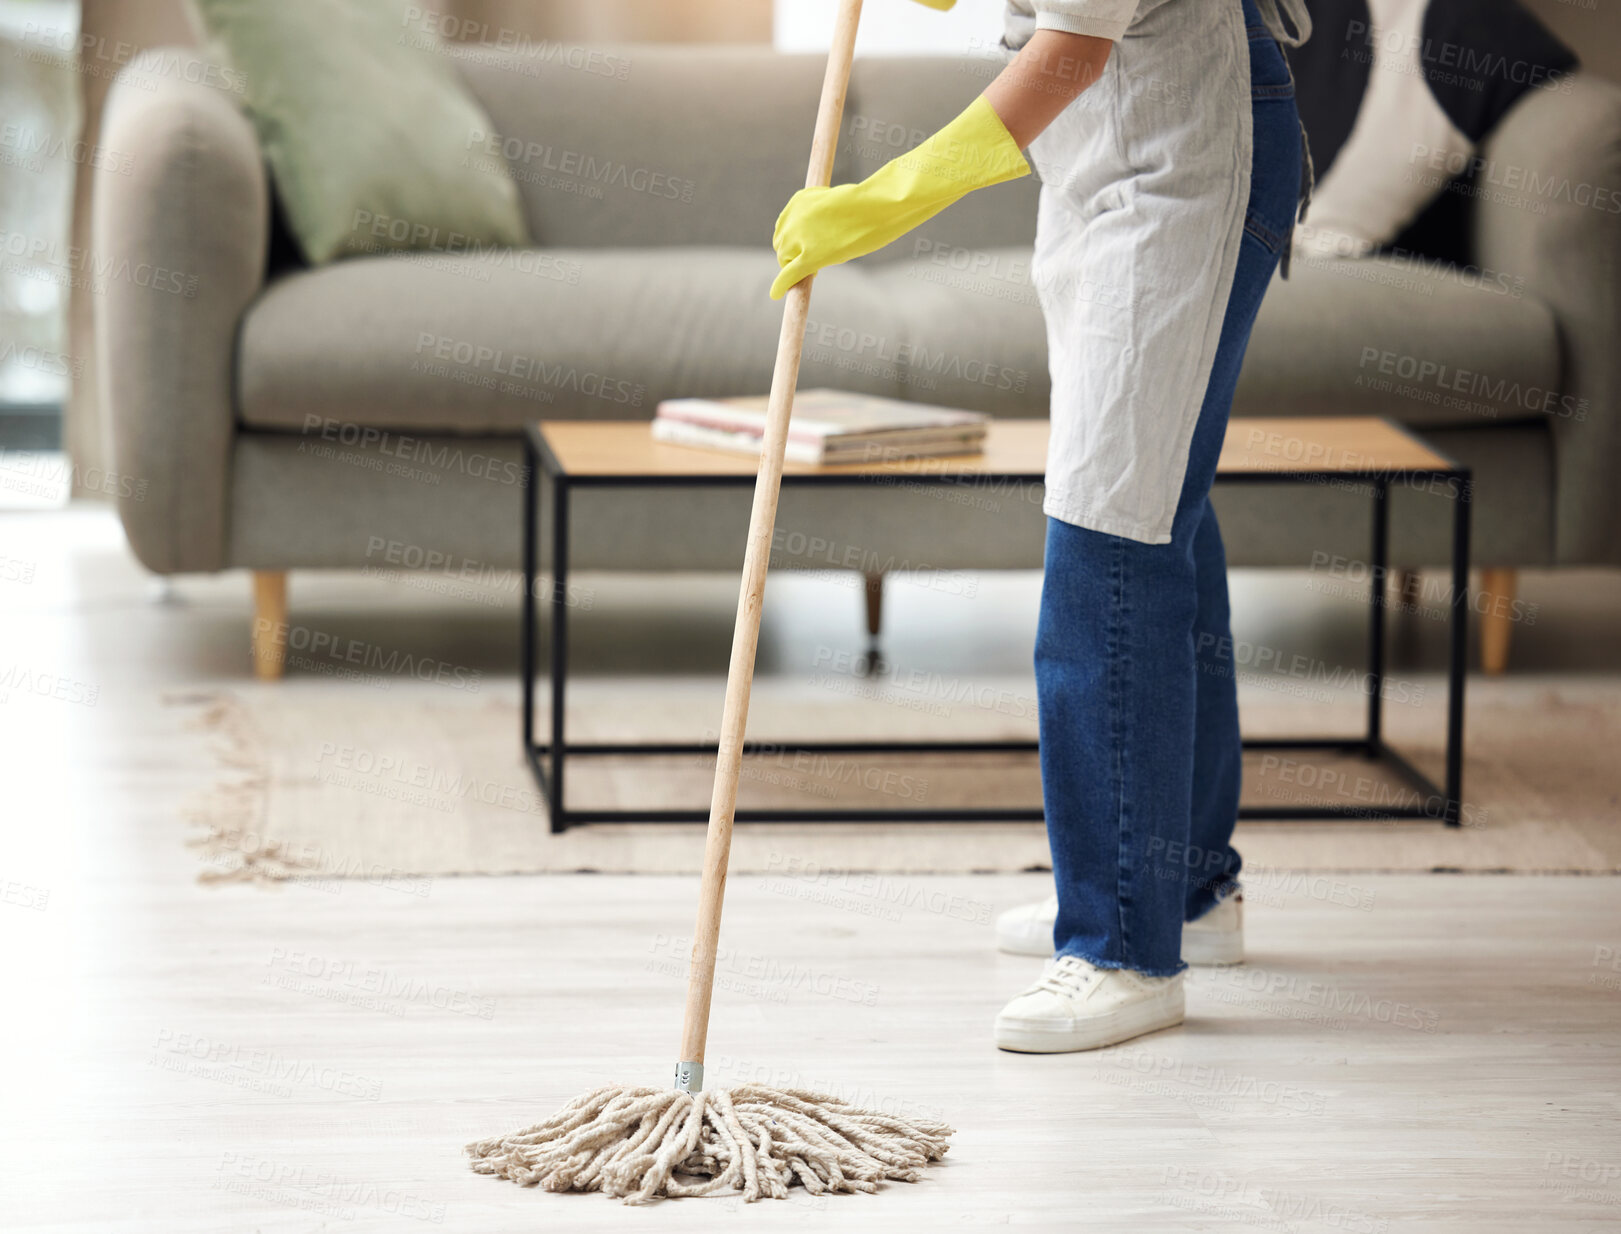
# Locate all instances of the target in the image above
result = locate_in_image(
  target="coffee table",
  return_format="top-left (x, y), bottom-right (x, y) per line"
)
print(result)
top-left (521, 417), bottom-right (1470, 830)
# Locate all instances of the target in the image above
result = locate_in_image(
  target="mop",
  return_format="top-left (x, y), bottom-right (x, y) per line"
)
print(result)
top-left (465, 0), bottom-right (953, 1203)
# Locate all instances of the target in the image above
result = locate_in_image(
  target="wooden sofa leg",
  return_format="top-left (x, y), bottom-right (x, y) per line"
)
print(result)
top-left (252, 571), bottom-right (288, 681)
top-left (863, 572), bottom-right (884, 643)
top-left (1478, 567), bottom-right (1516, 677)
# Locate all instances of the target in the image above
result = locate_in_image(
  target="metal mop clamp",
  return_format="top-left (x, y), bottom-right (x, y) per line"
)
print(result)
top-left (466, 0), bottom-right (953, 1203)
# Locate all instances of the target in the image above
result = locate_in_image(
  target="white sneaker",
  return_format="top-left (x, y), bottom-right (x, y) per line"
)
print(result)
top-left (1182, 894), bottom-right (1244, 966)
top-left (994, 893), bottom-right (1244, 965)
top-left (994, 895), bottom-right (1061, 957)
top-left (994, 955), bottom-right (1184, 1053)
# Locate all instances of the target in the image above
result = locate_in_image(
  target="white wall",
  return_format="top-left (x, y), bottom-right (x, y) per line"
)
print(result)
top-left (774, 0), bottom-right (1003, 55)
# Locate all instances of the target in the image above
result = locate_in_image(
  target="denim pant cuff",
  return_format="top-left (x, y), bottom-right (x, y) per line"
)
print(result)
top-left (1056, 946), bottom-right (1187, 980)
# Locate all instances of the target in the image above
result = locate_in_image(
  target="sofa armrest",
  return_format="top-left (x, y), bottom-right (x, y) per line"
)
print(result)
top-left (92, 49), bottom-right (267, 574)
top-left (1473, 71), bottom-right (1621, 567)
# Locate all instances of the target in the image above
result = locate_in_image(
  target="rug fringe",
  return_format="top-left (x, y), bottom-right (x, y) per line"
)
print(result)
top-left (169, 690), bottom-right (321, 886)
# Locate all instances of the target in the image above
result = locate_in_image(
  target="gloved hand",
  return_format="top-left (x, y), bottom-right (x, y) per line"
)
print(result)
top-left (909, 0), bottom-right (957, 7)
top-left (771, 96), bottom-right (1029, 299)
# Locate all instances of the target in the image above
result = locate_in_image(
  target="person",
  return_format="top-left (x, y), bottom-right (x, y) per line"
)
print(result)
top-left (772, 0), bottom-right (1310, 1053)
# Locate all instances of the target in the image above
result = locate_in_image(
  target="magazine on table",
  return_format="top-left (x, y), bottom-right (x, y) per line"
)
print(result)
top-left (652, 389), bottom-right (989, 464)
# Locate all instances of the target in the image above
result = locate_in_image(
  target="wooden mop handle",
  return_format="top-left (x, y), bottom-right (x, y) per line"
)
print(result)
top-left (675, 0), bottom-right (864, 1090)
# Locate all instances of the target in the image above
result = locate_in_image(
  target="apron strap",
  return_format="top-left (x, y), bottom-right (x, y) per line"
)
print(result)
top-left (1254, 0), bottom-right (1311, 47)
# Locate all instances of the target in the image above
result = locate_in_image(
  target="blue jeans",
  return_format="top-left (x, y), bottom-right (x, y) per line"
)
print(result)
top-left (1035, 0), bottom-right (1302, 977)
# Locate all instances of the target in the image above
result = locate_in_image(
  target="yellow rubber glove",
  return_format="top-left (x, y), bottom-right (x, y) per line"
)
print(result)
top-left (771, 96), bottom-right (1029, 300)
top-left (909, 0), bottom-right (957, 7)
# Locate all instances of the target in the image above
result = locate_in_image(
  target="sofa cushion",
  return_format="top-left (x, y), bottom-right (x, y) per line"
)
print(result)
top-left (1238, 251), bottom-right (1567, 427)
top-left (238, 243), bottom-right (1560, 436)
top-left (454, 48), bottom-right (1041, 255)
top-left (457, 47), bottom-right (824, 251)
top-left (236, 246), bottom-right (1049, 433)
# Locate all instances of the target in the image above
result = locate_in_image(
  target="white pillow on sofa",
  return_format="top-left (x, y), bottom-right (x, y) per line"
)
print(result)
top-left (1290, 0), bottom-right (1578, 260)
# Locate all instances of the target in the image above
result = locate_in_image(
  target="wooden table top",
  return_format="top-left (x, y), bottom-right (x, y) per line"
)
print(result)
top-left (532, 416), bottom-right (1457, 480)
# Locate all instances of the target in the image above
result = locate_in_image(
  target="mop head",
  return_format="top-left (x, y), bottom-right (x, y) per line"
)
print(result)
top-left (466, 1083), bottom-right (953, 1203)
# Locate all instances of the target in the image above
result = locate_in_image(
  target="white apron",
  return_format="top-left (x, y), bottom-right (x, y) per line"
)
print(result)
top-left (1010, 0), bottom-right (1273, 543)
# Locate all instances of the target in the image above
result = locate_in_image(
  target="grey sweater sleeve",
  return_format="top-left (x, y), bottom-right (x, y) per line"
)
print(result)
top-left (1031, 0), bottom-right (1140, 42)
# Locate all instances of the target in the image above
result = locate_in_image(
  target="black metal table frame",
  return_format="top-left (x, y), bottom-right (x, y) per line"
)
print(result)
top-left (522, 423), bottom-right (1471, 832)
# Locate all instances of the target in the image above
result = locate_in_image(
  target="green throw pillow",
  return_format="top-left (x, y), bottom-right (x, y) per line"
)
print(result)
top-left (192, 0), bottom-right (530, 264)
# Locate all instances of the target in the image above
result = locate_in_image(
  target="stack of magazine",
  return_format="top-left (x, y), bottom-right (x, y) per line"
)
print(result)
top-left (652, 389), bottom-right (989, 465)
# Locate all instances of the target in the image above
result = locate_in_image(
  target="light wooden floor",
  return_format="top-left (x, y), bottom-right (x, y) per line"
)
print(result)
top-left (3, 503), bottom-right (1620, 1232)
top-left (4, 869), bottom-right (1620, 1232)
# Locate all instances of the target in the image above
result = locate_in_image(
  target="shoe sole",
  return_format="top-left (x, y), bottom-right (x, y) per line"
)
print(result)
top-left (997, 926), bottom-right (1243, 966)
top-left (994, 985), bottom-right (1186, 1054)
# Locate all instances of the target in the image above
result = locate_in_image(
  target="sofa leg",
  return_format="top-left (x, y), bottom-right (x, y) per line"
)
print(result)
top-left (252, 570), bottom-right (288, 681)
top-left (1478, 567), bottom-right (1516, 677)
top-left (863, 571), bottom-right (884, 642)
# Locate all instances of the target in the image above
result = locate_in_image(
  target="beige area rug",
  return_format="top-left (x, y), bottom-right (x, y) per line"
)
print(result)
top-left (175, 673), bottom-right (1621, 884)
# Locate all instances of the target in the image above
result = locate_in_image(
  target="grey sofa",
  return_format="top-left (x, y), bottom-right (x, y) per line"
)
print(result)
top-left (93, 46), bottom-right (1621, 675)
